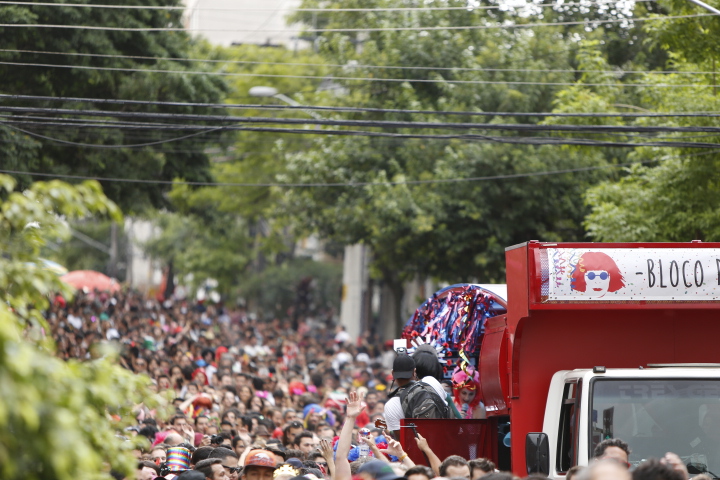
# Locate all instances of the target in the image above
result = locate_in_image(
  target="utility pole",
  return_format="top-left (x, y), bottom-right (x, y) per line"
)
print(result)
top-left (109, 222), bottom-right (118, 278)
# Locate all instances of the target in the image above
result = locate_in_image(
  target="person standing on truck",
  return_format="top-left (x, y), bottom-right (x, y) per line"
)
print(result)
top-left (412, 345), bottom-right (463, 419)
top-left (593, 438), bottom-right (631, 468)
top-left (451, 366), bottom-right (486, 420)
top-left (383, 351), bottom-right (449, 438)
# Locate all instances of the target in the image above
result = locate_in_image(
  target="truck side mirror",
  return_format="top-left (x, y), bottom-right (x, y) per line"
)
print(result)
top-left (526, 432), bottom-right (550, 475)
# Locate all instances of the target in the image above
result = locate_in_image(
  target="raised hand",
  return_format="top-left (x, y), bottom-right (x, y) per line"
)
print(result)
top-left (661, 452), bottom-right (689, 480)
top-left (181, 423), bottom-right (195, 441)
top-left (364, 436), bottom-right (389, 462)
top-left (319, 438), bottom-right (334, 461)
top-left (415, 433), bottom-right (429, 452)
top-left (345, 390), bottom-right (366, 419)
top-left (380, 438), bottom-right (406, 459)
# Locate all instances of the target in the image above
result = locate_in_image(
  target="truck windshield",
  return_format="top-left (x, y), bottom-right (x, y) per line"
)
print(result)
top-left (591, 378), bottom-right (720, 474)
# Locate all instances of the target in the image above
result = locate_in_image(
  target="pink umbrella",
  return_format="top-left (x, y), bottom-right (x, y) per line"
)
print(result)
top-left (61, 270), bottom-right (120, 292)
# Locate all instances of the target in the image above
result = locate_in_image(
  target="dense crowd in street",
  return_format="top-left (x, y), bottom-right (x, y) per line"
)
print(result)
top-left (45, 289), bottom-right (699, 480)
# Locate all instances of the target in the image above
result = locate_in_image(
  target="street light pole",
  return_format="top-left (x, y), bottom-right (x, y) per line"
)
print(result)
top-left (685, 0), bottom-right (720, 15)
top-left (248, 86), bottom-right (324, 120)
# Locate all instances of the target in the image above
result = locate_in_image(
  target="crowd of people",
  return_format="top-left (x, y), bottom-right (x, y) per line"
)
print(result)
top-left (45, 289), bottom-right (700, 480)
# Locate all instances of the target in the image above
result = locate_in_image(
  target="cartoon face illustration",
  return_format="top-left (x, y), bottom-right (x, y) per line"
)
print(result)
top-left (584, 270), bottom-right (611, 296)
top-left (571, 252), bottom-right (626, 298)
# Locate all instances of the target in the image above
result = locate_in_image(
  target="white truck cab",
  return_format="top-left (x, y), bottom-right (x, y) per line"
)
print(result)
top-left (536, 365), bottom-right (720, 479)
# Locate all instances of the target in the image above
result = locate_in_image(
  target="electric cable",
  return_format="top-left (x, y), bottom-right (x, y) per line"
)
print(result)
top-left (4, 121), bottom-right (720, 150)
top-left (6, 116), bottom-right (720, 137)
top-left (4, 93), bottom-right (720, 118)
top-left (10, 119), bottom-right (720, 147)
top-left (0, 123), bottom-right (222, 148)
top-left (4, 105), bottom-right (720, 135)
top-left (0, 149), bottom-right (717, 189)
top-left (0, 13), bottom-right (713, 33)
top-left (6, 48), bottom-right (716, 77)
top-left (0, 0), bottom-right (654, 12)
top-left (10, 110), bottom-right (720, 144)
top-left (0, 59), bottom-right (717, 89)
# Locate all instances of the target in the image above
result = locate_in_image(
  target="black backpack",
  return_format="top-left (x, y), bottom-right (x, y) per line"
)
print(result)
top-left (397, 380), bottom-right (451, 420)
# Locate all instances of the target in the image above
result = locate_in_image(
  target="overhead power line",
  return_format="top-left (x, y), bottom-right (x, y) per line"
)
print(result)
top-left (4, 105), bottom-right (720, 135)
top-left (1, 124), bottom-right (223, 148)
top-left (2, 48), bottom-right (718, 77)
top-left (10, 118), bottom-right (720, 147)
top-left (4, 93), bottom-right (720, 118)
top-left (4, 120), bottom-right (720, 150)
top-left (0, 13), bottom-right (713, 33)
top-left (7, 108), bottom-right (720, 143)
top-left (0, 0), bottom-right (653, 12)
top-left (0, 60), bottom-right (717, 89)
top-left (0, 149), bottom-right (718, 188)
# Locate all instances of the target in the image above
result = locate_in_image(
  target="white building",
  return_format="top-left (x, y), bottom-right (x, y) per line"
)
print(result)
top-left (183, 0), bottom-right (305, 48)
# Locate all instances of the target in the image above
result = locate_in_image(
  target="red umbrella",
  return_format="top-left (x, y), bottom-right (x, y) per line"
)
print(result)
top-left (61, 270), bottom-right (120, 293)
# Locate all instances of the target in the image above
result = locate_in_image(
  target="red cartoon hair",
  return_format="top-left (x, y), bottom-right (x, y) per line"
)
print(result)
top-left (571, 251), bottom-right (625, 292)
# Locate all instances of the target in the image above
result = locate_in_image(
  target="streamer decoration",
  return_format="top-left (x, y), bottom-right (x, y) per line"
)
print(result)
top-left (402, 284), bottom-right (503, 385)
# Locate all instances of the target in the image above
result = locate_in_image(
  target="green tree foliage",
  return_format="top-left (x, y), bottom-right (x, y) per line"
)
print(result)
top-left (0, 175), bottom-right (121, 324)
top-left (0, 125), bottom-right (42, 171)
top-left (238, 258), bottom-right (342, 321)
top-left (145, 45), bottom-right (332, 291)
top-left (143, 209), bottom-right (252, 295)
top-left (644, 0), bottom-right (720, 66)
top-left (0, 0), bottom-right (228, 211)
top-left (52, 220), bottom-right (129, 280)
top-left (280, 0), bottom-right (622, 327)
top-left (0, 174), bottom-right (162, 480)
top-left (168, 44), bottom-right (329, 223)
top-left (579, 0), bottom-right (720, 241)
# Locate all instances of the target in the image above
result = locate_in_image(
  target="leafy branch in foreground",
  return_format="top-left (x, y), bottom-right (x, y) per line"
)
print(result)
top-left (0, 174), bottom-right (166, 480)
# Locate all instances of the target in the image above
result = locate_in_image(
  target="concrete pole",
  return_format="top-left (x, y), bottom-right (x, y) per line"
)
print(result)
top-left (340, 244), bottom-right (369, 340)
top-left (109, 221), bottom-right (118, 278)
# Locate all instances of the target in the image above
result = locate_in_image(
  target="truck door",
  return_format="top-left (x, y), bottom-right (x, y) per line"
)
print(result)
top-left (556, 379), bottom-right (582, 475)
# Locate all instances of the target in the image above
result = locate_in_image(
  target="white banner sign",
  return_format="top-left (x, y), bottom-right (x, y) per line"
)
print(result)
top-left (546, 248), bottom-right (720, 301)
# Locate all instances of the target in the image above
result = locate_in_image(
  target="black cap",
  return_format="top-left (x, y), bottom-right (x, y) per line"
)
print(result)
top-left (358, 459), bottom-right (405, 480)
top-left (392, 354), bottom-right (415, 379)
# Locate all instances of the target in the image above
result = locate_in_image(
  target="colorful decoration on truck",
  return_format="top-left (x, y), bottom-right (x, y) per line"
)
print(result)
top-left (402, 284), bottom-right (504, 377)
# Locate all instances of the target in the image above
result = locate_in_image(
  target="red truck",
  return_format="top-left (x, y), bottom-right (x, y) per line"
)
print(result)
top-left (401, 241), bottom-right (720, 478)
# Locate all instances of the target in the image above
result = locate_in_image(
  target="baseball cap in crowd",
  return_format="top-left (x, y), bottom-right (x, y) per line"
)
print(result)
top-left (254, 424), bottom-right (272, 439)
top-left (357, 459), bottom-right (405, 480)
top-left (356, 353), bottom-right (371, 364)
top-left (304, 468), bottom-right (323, 479)
top-left (176, 471), bottom-right (206, 480)
top-left (392, 355), bottom-right (415, 379)
top-left (285, 458), bottom-right (304, 469)
top-left (244, 449), bottom-right (277, 468)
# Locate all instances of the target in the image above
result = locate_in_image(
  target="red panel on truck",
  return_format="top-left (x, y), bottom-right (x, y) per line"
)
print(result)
top-left (399, 418), bottom-right (498, 467)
